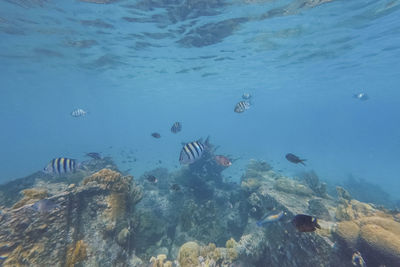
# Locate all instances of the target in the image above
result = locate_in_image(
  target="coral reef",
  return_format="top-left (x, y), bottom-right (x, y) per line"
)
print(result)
top-left (12, 188), bottom-right (48, 209)
top-left (274, 177), bottom-right (314, 196)
top-left (66, 240), bottom-right (88, 267)
top-left (297, 171), bottom-right (328, 198)
top-left (0, 168), bottom-right (142, 267)
top-left (2, 155), bottom-right (398, 266)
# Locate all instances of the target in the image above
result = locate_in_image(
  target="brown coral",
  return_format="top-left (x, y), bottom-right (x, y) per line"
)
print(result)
top-left (83, 169), bottom-right (131, 192)
top-left (66, 240), bottom-right (87, 267)
top-left (335, 221), bottom-right (360, 249)
top-left (178, 241), bottom-right (200, 267)
top-left (12, 188), bottom-right (48, 209)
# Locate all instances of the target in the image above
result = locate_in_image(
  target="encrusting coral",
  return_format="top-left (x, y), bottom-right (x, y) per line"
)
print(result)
top-left (66, 240), bottom-right (88, 267)
top-left (12, 188), bottom-right (48, 209)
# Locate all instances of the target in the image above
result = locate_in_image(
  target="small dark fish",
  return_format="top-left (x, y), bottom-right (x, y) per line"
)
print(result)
top-left (292, 214), bottom-right (321, 232)
top-left (215, 155), bottom-right (232, 167)
top-left (234, 101), bottom-right (250, 113)
top-left (43, 158), bottom-right (79, 175)
top-left (179, 140), bottom-right (206, 164)
top-left (146, 175), bottom-right (158, 183)
top-left (242, 93), bottom-right (252, 100)
top-left (158, 160), bottom-right (162, 164)
top-left (170, 184), bottom-right (181, 191)
top-left (257, 211), bottom-right (285, 227)
top-left (171, 122), bottom-right (182, 133)
top-left (352, 251), bottom-right (366, 267)
top-left (151, 132), bottom-right (161, 138)
top-left (31, 199), bottom-right (59, 214)
top-left (86, 152), bottom-right (102, 160)
top-left (71, 108), bottom-right (88, 117)
top-left (285, 153), bottom-right (306, 166)
top-left (353, 93), bottom-right (369, 101)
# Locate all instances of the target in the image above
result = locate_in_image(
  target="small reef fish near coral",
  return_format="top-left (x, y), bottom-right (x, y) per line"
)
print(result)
top-left (145, 175), bottom-right (158, 183)
top-left (43, 157), bottom-right (79, 175)
top-left (292, 214), bottom-right (321, 232)
top-left (285, 153), bottom-right (307, 166)
top-left (256, 211), bottom-right (285, 226)
top-left (30, 199), bottom-right (59, 214)
top-left (352, 251), bottom-right (367, 267)
top-left (215, 155), bottom-right (232, 167)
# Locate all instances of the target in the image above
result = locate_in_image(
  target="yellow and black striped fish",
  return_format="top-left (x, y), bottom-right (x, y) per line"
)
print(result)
top-left (179, 140), bottom-right (205, 164)
top-left (43, 157), bottom-right (78, 175)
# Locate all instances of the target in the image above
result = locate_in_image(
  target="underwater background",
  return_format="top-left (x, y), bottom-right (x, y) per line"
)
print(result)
top-left (1, 0), bottom-right (400, 266)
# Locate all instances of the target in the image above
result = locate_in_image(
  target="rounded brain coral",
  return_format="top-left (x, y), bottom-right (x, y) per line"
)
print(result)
top-left (360, 224), bottom-right (400, 263)
top-left (335, 221), bottom-right (360, 249)
top-left (178, 241), bottom-right (200, 267)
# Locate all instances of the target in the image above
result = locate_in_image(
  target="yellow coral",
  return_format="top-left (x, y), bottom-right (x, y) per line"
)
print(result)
top-left (83, 169), bottom-right (132, 192)
top-left (66, 240), bottom-right (88, 267)
top-left (225, 238), bottom-right (237, 249)
top-left (360, 224), bottom-right (400, 261)
top-left (178, 242), bottom-right (200, 267)
top-left (335, 221), bottom-right (360, 249)
top-left (12, 188), bottom-right (48, 209)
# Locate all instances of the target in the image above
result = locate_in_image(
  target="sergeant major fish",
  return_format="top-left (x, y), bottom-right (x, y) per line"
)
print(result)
top-left (257, 211), bottom-right (285, 226)
top-left (234, 101), bottom-right (250, 113)
top-left (71, 108), bottom-right (88, 117)
top-left (43, 157), bottom-right (79, 175)
top-left (171, 122), bottom-right (182, 133)
top-left (179, 138), bottom-right (208, 164)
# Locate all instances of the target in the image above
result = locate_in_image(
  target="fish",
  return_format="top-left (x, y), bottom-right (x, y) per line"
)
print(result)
top-left (256, 211), bottom-right (285, 226)
top-left (171, 122), bottom-right (182, 133)
top-left (170, 184), bottom-right (181, 191)
top-left (352, 251), bottom-right (366, 267)
top-left (353, 93), bottom-right (369, 101)
top-left (85, 152), bottom-right (102, 160)
top-left (31, 199), bottom-right (59, 214)
top-left (292, 214), bottom-right (321, 232)
top-left (151, 132), bottom-right (161, 138)
top-left (285, 153), bottom-right (306, 166)
top-left (242, 93), bottom-right (252, 100)
top-left (234, 101), bottom-right (250, 113)
top-left (43, 157), bottom-right (79, 175)
top-left (146, 175), bottom-right (158, 183)
top-left (71, 108), bottom-right (88, 117)
top-left (179, 139), bottom-right (206, 164)
top-left (0, 253), bottom-right (9, 260)
top-left (215, 155), bottom-right (232, 167)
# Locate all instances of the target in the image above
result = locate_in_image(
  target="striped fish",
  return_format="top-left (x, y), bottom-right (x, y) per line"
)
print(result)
top-left (234, 101), bottom-right (250, 113)
top-left (171, 122), bottom-right (182, 133)
top-left (71, 108), bottom-right (87, 117)
top-left (43, 157), bottom-right (78, 175)
top-left (179, 140), bottom-right (205, 164)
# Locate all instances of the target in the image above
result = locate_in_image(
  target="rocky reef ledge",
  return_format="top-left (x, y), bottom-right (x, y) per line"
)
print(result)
top-left (0, 158), bottom-right (399, 266)
top-left (0, 168), bottom-right (142, 266)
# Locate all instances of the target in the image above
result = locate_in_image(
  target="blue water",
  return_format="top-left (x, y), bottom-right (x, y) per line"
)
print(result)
top-left (0, 0), bottom-right (399, 197)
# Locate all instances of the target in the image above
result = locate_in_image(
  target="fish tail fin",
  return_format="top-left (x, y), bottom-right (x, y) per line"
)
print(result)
top-left (204, 136), bottom-right (211, 149)
top-left (300, 159), bottom-right (306, 166)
